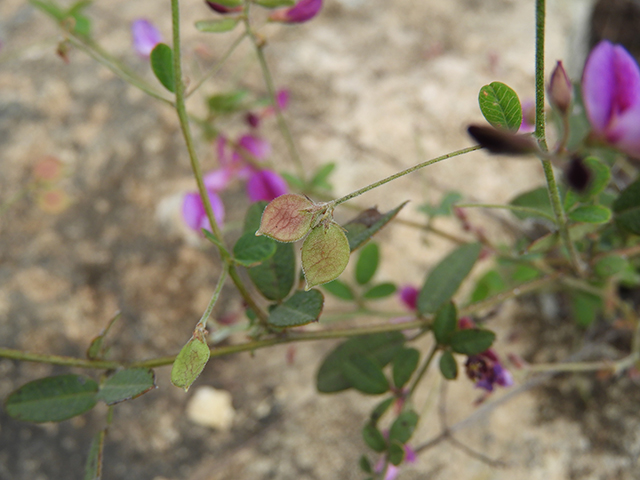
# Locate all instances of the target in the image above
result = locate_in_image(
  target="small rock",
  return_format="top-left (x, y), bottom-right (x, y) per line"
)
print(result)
top-left (185, 386), bottom-right (235, 431)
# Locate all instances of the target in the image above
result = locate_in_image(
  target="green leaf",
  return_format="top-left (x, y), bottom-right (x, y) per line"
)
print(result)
top-left (439, 351), bottom-right (458, 380)
top-left (96, 368), bottom-right (156, 405)
top-left (417, 243), bottom-right (482, 314)
top-left (510, 263), bottom-right (541, 282)
top-left (268, 289), bottom-right (324, 328)
top-left (388, 441), bottom-right (405, 466)
top-left (322, 279), bottom-right (355, 300)
top-left (281, 172), bottom-right (306, 190)
top-left (340, 355), bottom-right (389, 394)
top-left (568, 205), bottom-right (611, 224)
top-left (344, 202), bottom-right (408, 251)
top-left (470, 270), bottom-right (506, 303)
top-left (362, 422), bottom-right (387, 452)
top-left (363, 283), bottom-right (397, 300)
top-left (71, 13), bottom-right (91, 36)
top-left (301, 223), bottom-right (350, 289)
top-left (209, 0), bottom-right (243, 6)
top-left (171, 330), bottom-right (210, 391)
top-left (571, 291), bottom-right (602, 327)
top-left (195, 18), bottom-right (240, 33)
top-left (478, 81), bottom-right (522, 132)
top-left (257, 194), bottom-right (316, 242)
top-left (233, 232), bottom-right (276, 267)
top-left (359, 455), bottom-right (373, 474)
top-left (254, 0), bottom-right (295, 7)
top-left (526, 223), bottom-right (600, 253)
top-left (207, 90), bottom-right (250, 115)
top-left (86, 312), bottom-right (121, 360)
top-left (355, 242), bottom-right (379, 285)
top-left (370, 397), bottom-right (394, 424)
top-left (84, 428), bottom-right (105, 480)
top-left (450, 329), bottom-right (495, 355)
top-left (594, 255), bottom-right (629, 278)
top-left (614, 178), bottom-right (640, 235)
top-left (150, 43), bottom-right (175, 93)
top-left (316, 332), bottom-right (405, 393)
top-left (29, 0), bottom-right (67, 21)
top-left (310, 162), bottom-right (336, 191)
top-left (432, 301), bottom-right (457, 345)
top-left (244, 201), bottom-right (269, 234)
top-left (388, 410), bottom-right (419, 444)
top-left (418, 191), bottom-right (463, 218)
top-left (248, 242), bottom-right (295, 301)
top-left (509, 187), bottom-right (554, 220)
top-left (5, 374), bottom-right (98, 423)
top-left (392, 348), bottom-right (420, 389)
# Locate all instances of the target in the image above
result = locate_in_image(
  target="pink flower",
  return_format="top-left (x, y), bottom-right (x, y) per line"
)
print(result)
top-left (131, 19), bottom-right (162, 57)
top-left (269, 0), bottom-right (322, 23)
top-left (246, 170), bottom-right (288, 202)
top-left (582, 40), bottom-right (640, 158)
top-left (182, 190), bottom-right (225, 233)
top-left (398, 285), bottom-right (419, 311)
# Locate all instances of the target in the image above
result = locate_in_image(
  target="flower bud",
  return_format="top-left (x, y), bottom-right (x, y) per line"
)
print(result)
top-left (205, 1), bottom-right (243, 14)
top-left (548, 61), bottom-right (572, 115)
top-left (269, 0), bottom-right (322, 24)
top-left (467, 124), bottom-right (538, 156)
top-left (564, 156), bottom-right (591, 192)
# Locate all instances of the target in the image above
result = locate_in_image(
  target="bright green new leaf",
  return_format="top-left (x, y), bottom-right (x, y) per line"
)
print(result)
top-left (233, 232), bottom-right (277, 267)
top-left (432, 301), bottom-right (457, 345)
top-left (388, 410), bottom-right (419, 444)
top-left (478, 81), bottom-right (522, 132)
top-left (96, 368), bottom-right (156, 405)
top-left (150, 43), bottom-right (175, 93)
top-left (355, 242), bottom-right (379, 285)
top-left (362, 283), bottom-right (397, 300)
top-left (340, 355), bottom-right (389, 395)
top-left (392, 348), bottom-right (420, 389)
top-left (344, 202), bottom-right (408, 251)
top-left (450, 329), bottom-right (495, 355)
top-left (439, 350), bottom-right (458, 380)
top-left (207, 90), bottom-right (250, 114)
top-left (417, 243), bottom-right (482, 314)
top-left (362, 422), bottom-right (387, 452)
top-left (301, 223), bottom-right (350, 289)
top-left (257, 194), bottom-right (316, 242)
top-left (171, 331), bottom-right (210, 391)
top-left (268, 289), bottom-right (324, 328)
top-left (5, 374), bottom-right (98, 423)
top-left (311, 162), bottom-right (336, 191)
top-left (322, 279), bottom-right (355, 300)
top-left (195, 18), bottom-right (240, 33)
top-left (568, 205), bottom-right (611, 224)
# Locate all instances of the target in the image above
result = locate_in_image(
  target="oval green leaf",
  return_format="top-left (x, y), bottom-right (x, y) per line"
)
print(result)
top-left (233, 232), bottom-right (277, 267)
top-left (614, 178), bottom-right (640, 235)
top-left (363, 282), bottom-right (397, 300)
top-left (301, 223), bottom-right (350, 289)
top-left (449, 329), bottom-right (495, 355)
top-left (362, 421), bottom-right (387, 452)
top-left (208, 90), bottom-right (250, 115)
top-left (478, 81), bottom-right (522, 132)
top-left (322, 279), bottom-right (355, 300)
top-left (568, 205), bottom-right (611, 224)
top-left (150, 43), bottom-right (175, 93)
top-left (96, 368), bottom-right (156, 405)
top-left (355, 242), bottom-right (379, 285)
top-left (268, 289), bottom-right (324, 328)
top-left (432, 301), bottom-right (457, 345)
top-left (417, 243), bottom-right (482, 314)
top-left (388, 441), bottom-right (405, 466)
top-left (171, 331), bottom-right (210, 391)
top-left (388, 409), bottom-right (419, 444)
top-left (340, 355), bottom-right (389, 395)
top-left (195, 18), bottom-right (240, 33)
top-left (248, 242), bottom-right (295, 301)
top-left (594, 255), bottom-right (629, 278)
top-left (370, 397), bottom-right (394, 424)
top-left (5, 374), bottom-right (98, 423)
top-left (439, 350), bottom-right (458, 380)
top-left (392, 348), bottom-right (420, 389)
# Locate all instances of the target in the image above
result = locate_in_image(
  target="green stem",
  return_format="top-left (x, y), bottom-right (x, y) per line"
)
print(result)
top-left (408, 343), bottom-right (438, 396)
top-left (331, 146), bottom-right (481, 208)
top-left (243, 12), bottom-right (305, 180)
top-left (455, 203), bottom-right (557, 223)
top-left (196, 267), bottom-right (229, 329)
top-left (534, 0), bottom-right (547, 149)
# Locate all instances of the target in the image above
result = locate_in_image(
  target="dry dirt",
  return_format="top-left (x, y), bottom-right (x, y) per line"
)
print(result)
top-left (2, 0), bottom-right (640, 479)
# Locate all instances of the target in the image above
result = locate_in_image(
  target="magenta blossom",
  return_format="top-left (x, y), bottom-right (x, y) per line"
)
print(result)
top-left (582, 40), bottom-right (640, 158)
top-left (182, 190), bottom-right (225, 233)
top-left (246, 170), bottom-right (288, 202)
top-left (398, 285), bottom-right (419, 311)
top-left (131, 19), bottom-right (162, 57)
top-left (205, 0), bottom-right (243, 14)
top-left (269, 0), bottom-right (322, 23)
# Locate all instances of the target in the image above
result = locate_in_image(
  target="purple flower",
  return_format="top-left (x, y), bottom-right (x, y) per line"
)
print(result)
top-left (182, 190), bottom-right (225, 233)
top-left (205, 0), bottom-right (243, 14)
top-left (519, 99), bottom-right (536, 133)
top-left (582, 40), bottom-right (640, 158)
top-left (269, 0), bottom-right (322, 23)
top-left (131, 19), bottom-right (163, 57)
top-left (246, 170), bottom-right (288, 202)
top-left (237, 134), bottom-right (272, 160)
top-left (398, 285), bottom-right (419, 311)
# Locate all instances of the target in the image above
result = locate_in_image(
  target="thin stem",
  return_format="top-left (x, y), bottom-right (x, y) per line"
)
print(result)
top-left (408, 343), bottom-right (438, 397)
top-left (534, 0), bottom-right (547, 149)
top-left (243, 13), bottom-right (306, 180)
top-left (455, 203), bottom-right (557, 223)
top-left (186, 32), bottom-right (248, 98)
top-left (331, 146), bottom-right (481, 208)
top-left (196, 267), bottom-right (229, 329)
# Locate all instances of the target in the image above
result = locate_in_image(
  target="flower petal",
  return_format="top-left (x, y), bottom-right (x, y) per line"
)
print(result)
top-left (270, 0), bottom-right (322, 23)
top-left (182, 192), bottom-right (206, 231)
top-left (398, 285), bottom-right (419, 310)
top-left (606, 104), bottom-right (640, 157)
top-left (582, 40), bottom-right (616, 133)
top-left (238, 134), bottom-right (271, 160)
top-left (204, 168), bottom-right (232, 192)
top-left (200, 190), bottom-right (226, 230)
top-left (611, 43), bottom-right (640, 116)
top-left (131, 19), bottom-right (163, 57)
top-left (246, 170), bottom-right (288, 202)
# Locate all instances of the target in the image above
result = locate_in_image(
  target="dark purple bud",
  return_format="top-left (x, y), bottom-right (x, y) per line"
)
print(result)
top-left (564, 156), bottom-right (592, 192)
top-left (245, 112), bottom-right (261, 128)
top-left (467, 124), bottom-right (538, 156)
top-left (205, 0), bottom-right (243, 14)
top-left (548, 61), bottom-right (572, 115)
